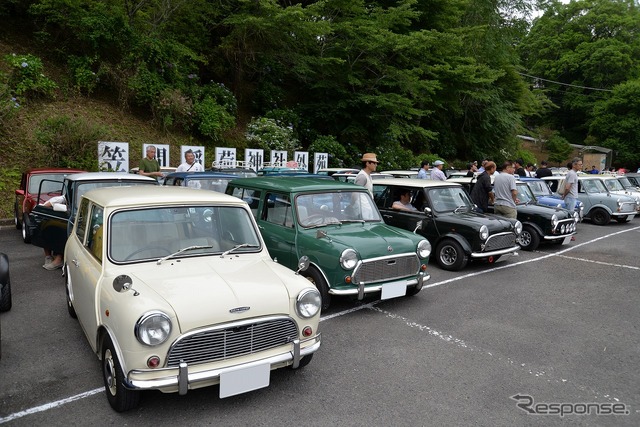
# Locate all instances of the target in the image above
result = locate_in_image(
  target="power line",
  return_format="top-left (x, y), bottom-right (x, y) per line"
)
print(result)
top-left (518, 72), bottom-right (613, 92)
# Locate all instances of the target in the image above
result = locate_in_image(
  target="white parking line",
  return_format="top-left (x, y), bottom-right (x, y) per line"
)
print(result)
top-left (2, 225), bottom-right (638, 423)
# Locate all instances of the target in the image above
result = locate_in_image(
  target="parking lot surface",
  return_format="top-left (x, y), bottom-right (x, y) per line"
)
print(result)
top-left (1, 220), bottom-right (639, 426)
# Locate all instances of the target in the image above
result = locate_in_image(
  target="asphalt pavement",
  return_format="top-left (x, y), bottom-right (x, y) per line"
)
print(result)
top-left (1, 219), bottom-right (639, 426)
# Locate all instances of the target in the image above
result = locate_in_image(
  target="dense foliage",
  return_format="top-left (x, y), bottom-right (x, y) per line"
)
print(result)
top-left (1, 0), bottom-right (639, 171)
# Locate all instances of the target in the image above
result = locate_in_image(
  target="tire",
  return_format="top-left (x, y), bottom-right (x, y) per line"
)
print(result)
top-left (291, 354), bottom-right (314, 369)
top-left (589, 208), bottom-right (610, 226)
top-left (435, 239), bottom-right (468, 271)
top-left (0, 254), bottom-right (11, 313)
top-left (21, 214), bottom-right (31, 244)
top-left (65, 266), bottom-right (77, 319)
top-left (301, 267), bottom-right (331, 311)
top-left (616, 216), bottom-right (630, 223)
top-left (102, 335), bottom-right (141, 412)
top-left (517, 225), bottom-right (540, 251)
top-left (14, 199), bottom-right (21, 230)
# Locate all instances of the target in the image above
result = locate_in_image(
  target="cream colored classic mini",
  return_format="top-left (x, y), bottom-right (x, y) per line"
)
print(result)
top-left (64, 186), bottom-right (321, 412)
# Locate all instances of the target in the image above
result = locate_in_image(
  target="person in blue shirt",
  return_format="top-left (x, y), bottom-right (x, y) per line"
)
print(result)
top-left (590, 166), bottom-right (599, 174)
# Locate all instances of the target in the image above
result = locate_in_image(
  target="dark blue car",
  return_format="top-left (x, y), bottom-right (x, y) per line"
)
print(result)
top-left (163, 171), bottom-right (239, 193)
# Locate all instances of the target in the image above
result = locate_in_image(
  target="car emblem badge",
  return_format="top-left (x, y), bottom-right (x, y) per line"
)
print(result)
top-left (387, 245), bottom-right (393, 252)
top-left (229, 306), bottom-right (250, 314)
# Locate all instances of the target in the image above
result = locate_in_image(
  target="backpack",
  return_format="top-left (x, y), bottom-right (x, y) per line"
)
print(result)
top-left (557, 178), bottom-right (566, 195)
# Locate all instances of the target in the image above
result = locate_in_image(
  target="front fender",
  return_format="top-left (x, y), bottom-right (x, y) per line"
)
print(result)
top-left (520, 221), bottom-right (544, 238)
top-left (435, 232), bottom-right (472, 255)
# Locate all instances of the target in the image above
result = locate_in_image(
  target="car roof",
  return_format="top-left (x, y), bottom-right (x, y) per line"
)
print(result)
top-left (24, 167), bottom-right (86, 174)
top-left (66, 172), bottom-right (158, 183)
top-left (165, 171), bottom-right (238, 179)
top-left (373, 178), bottom-right (461, 188)
top-left (229, 176), bottom-right (366, 192)
top-left (82, 185), bottom-right (245, 207)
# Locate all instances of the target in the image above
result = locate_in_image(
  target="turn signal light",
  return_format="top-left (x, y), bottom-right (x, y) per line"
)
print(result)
top-left (302, 326), bottom-right (313, 337)
top-left (147, 356), bottom-right (161, 368)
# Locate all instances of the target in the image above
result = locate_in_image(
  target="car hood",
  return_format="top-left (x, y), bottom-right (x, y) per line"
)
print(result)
top-left (128, 257), bottom-right (297, 332)
top-left (439, 211), bottom-right (516, 233)
top-left (310, 222), bottom-right (419, 258)
top-left (536, 195), bottom-right (583, 208)
top-left (517, 203), bottom-right (573, 219)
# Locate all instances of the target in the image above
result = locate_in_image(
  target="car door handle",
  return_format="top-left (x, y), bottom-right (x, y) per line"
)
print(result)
top-left (71, 259), bottom-right (79, 267)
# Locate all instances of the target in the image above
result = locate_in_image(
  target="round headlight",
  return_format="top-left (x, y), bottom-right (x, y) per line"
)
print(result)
top-left (514, 220), bottom-right (523, 235)
top-left (573, 212), bottom-right (580, 222)
top-left (551, 214), bottom-right (558, 228)
top-left (417, 239), bottom-right (431, 259)
top-left (296, 289), bottom-right (321, 318)
top-left (135, 312), bottom-right (172, 346)
top-left (479, 225), bottom-right (489, 241)
top-left (340, 249), bottom-right (358, 270)
top-left (561, 224), bottom-right (566, 233)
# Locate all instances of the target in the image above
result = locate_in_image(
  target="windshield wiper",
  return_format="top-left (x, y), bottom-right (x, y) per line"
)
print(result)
top-left (453, 205), bottom-right (468, 214)
top-left (220, 243), bottom-right (259, 258)
top-left (341, 219), bottom-right (365, 223)
top-left (157, 245), bottom-right (213, 265)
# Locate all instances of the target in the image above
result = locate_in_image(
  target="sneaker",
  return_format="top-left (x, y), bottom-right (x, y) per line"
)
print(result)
top-left (44, 261), bottom-right (63, 270)
top-left (43, 256), bottom-right (53, 268)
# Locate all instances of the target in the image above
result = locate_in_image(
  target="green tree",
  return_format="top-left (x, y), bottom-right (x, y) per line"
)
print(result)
top-left (545, 133), bottom-right (574, 166)
top-left (589, 79), bottom-right (640, 168)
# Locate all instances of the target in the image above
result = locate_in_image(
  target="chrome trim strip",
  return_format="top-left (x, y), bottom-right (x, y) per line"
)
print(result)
top-left (470, 245), bottom-right (520, 259)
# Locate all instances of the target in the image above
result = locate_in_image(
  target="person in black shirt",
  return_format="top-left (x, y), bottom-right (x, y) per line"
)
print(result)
top-left (514, 158), bottom-right (526, 177)
top-left (470, 161), bottom-right (496, 213)
top-left (535, 160), bottom-right (552, 178)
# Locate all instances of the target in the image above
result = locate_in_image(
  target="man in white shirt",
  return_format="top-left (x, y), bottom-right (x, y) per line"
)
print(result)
top-left (176, 149), bottom-right (204, 172)
top-left (430, 160), bottom-right (447, 181)
top-left (355, 153), bottom-right (378, 196)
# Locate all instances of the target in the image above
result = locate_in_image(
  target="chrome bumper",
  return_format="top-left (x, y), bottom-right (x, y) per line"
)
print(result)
top-left (471, 244), bottom-right (520, 259)
top-left (331, 271), bottom-right (430, 300)
top-left (126, 334), bottom-right (321, 394)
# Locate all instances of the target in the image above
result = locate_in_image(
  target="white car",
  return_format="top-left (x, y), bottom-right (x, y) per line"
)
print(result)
top-left (64, 186), bottom-right (321, 411)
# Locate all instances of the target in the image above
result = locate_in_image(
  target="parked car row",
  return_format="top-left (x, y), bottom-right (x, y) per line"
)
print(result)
top-left (11, 165), bottom-right (637, 412)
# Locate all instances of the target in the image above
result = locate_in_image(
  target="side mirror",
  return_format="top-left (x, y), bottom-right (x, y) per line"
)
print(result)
top-left (423, 206), bottom-right (432, 216)
top-left (113, 275), bottom-right (139, 296)
top-left (296, 256), bottom-right (310, 274)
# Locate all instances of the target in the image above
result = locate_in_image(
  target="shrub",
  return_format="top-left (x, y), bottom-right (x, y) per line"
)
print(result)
top-left (0, 77), bottom-right (21, 134)
top-left (245, 117), bottom-right (300, 153)
top-left (153, 88), bottom-right (193, 131)
top-left (67, 55), bottom-right (100, 94)
top-left (3, 53), bottom-right (58, 98)
top-left (308, 135), bottom-right (353, 168)
top-left (193, 96), bottom-right (235, 141)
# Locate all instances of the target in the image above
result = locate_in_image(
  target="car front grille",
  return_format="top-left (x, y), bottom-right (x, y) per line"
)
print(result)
top-left (352, 253), bottom-right (419, 284)
top-left (484, 232), bottom-right (517, 252)
top-left (165, 316), bottom-right (298, 367)
top-left (619, 202), bottom-right (636, 213)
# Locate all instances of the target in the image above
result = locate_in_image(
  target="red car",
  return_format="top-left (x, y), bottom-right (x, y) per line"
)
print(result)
top-left (14, 168), bottom-right (85, 243)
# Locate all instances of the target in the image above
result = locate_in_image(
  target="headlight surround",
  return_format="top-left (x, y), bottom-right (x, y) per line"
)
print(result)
top-left (479, 225), bottom-right (489, 241)
top-left (573, 211), bottom-right (580, 222)
top-left (514, 220), bottom-right (523, 235)
top-left (340, 248), bottom-right (358, 270)
top-left (135, 312), bottom-right (172, 346)
top-left (296, 289), bottom-right (321, 318)
top-left (417, 239), bottom-right (431, 259)
top-left (551, 214), bottom-right (558, 228)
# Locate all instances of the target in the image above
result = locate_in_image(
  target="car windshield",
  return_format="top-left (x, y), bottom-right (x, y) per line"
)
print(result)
top-left (184, 177), bottom-right (233, 192)
top-left (618, 177), bottom-right (634, 189)
top-left (296, 191), bottom-right (381, 227)
top-left (516, 183), bottom-right (536, 204)
top-left (603, 179), bottom-right (624, 191)
top-left (109, 205), bottom-right (261, 263)
top-left (427, 187), bottom-right (474, 212)
top-left (526, 180), bottom-right (552, 197)
top-left (29, 173), bottom-right (69, 194)
top-left (581, 179), bottom-right (607, 194)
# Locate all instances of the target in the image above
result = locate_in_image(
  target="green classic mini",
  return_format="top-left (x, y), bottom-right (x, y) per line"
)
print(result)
top-left (227, 177), bottom-right (432, 310)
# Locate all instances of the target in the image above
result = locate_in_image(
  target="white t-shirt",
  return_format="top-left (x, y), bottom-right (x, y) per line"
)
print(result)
top-left (176, 162), bottom-right (204, 172)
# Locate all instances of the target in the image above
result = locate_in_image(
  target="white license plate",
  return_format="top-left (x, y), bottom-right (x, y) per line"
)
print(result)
top-left (562, 235), bottom-right (572, 245)
top-left (219, 362), bottom-right (270, 398)
top-left (381, 281), bottom-right (407, 300)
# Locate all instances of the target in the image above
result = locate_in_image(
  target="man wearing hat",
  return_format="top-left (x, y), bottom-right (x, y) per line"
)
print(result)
top-left (430, 160), bottom-right (446, 181)
top-left (355, 152), bottom-right (378, 196)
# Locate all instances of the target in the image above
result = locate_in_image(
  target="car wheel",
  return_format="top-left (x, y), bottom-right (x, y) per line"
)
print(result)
top-left (517, 225), bottom-right (540, 251)
top-left (102, 335), bottom-right (141, 412)
top-left (616, 216), bottom-right (630, 223)
top-left (0, 254), bottom-right (12, 313)
top-left (291, 354), bottom-right (314, 370)
top-left (14, 199), bottom-right (21, 230)
top-left (65, 266), bottom-right (77, 319)
top-left (21, 214), bottom-right (31, 244)
top-left (301, 267), bottom-right (331, 311)
top-left (589, 208), bottom-right (610, 226)
top-left (435, 239), bottom-right (468, 271)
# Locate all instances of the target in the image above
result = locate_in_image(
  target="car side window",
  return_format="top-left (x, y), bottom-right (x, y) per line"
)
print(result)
top-left (264, 193), bottom-right (293, 227)
top-left (75, 198), bottom-right (90, 244)
top-left (86, 205), bottom-right (104, 263)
